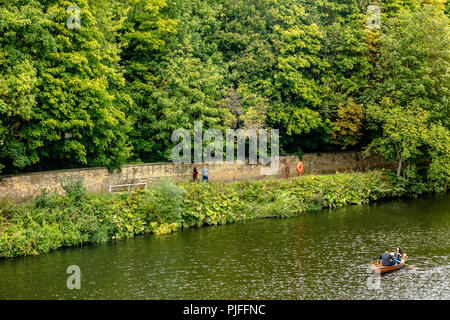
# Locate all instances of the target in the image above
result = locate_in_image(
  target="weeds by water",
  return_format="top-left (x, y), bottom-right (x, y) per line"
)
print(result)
top-left (0, 170), bottom-right (444, 258)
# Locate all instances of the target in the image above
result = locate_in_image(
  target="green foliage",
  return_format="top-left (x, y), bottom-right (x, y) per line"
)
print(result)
top-left (364, 4), bottom-right (450, 127)
top-left (0, 0), bottom-right (132, 173)
top-left (331, 98), bottom-right (365, 149)
top-left (1, 171), bottom-right (432, 259)
top-left (120, 0), bottom-right (179, 162)
top-left (425, 123), bottom-right (450, 191)
top-left (302, 0), bottom-right (372, 110)
top-left (361, 4), bottom-right (450, 191)
top-left (1, 0), bottom-right (448, 259)
top-left (146, 179), bottom-right (186, 223)
top-left (364, 101), bottom-right (430, 176)
top-left (364, 99), bottom-right (450, 191)
top-left (0, 0), bottom-right (447, 190)
top-left (61, 178), bottom-right (87, 202)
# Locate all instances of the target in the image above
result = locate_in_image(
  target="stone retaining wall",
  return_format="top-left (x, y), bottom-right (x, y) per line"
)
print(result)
top-left (0, 152), bottom-right (395, 201)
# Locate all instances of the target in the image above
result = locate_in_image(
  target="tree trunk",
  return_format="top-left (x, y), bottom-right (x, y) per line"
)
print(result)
top-left (397, 157), bottom-right (402, 176)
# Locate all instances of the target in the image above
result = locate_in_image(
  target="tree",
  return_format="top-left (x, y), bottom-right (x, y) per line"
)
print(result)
top-left (122, 0), bottom-right (236, 162)
top-left (364, 5), bottom-right (450, 128)
top-left (331, 98), bottom-right (365, 149)
top-left (120, 0), bottom-right (178, 162)
top-left (0, 0), bottom-right (132, 173)
top-left (425, 123), bottom-right (450, 191)
top-left (365, 97), bottom-right (449, 192)
top-left (364, 101), bottom-right (429, 176)
top-left (302, 0), bottom-right (372, 117)
top-left (1, 0), bottom-right (447, 174)
top-left (139, 49), bottom-right (235, 161)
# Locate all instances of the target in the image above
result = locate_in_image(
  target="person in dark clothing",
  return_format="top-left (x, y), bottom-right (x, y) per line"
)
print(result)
top-left (393, 247), bottom-right (403, 264)
top-left (193, 167), bottom-right (199, 182)
top-left (378, 249), bottom-right (396, 266)
top-left (283, 164), bottom-right (290, 178)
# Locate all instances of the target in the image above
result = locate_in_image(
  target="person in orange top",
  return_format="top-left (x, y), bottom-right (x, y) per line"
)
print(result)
top-left (296, 162), bottom-right (304, 176)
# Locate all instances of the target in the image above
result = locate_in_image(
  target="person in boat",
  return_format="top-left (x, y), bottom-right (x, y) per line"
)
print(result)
top-left (393, 247), bottom-right (403, 264)
top-left (378, 249), bottom-right (396, 266)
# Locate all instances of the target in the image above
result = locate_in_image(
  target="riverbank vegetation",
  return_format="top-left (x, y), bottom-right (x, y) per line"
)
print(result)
top-left (0, 170), bottom-right (440, 258)
top-left (1, 0), bottom-right (449, 185)
top-left (0, 1), bottom-right (448, 259)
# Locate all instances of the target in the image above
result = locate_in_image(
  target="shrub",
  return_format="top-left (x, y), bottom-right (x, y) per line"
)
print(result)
top-left (144, 180), bottom-right (186, 224)
top-left (61, 178), bottom-right (87, 202)
top-left (0, 198), bottom-right (16, 230)
top-left (0, 170), bottom-right (436, 259)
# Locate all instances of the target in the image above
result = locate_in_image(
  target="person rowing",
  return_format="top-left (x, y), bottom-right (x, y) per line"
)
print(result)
top-left (378, 248), bottom-right (397, 266)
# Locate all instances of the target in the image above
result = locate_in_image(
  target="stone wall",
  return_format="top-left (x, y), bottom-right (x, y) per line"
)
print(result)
top-left (0, 152), bottom-right (395, 201)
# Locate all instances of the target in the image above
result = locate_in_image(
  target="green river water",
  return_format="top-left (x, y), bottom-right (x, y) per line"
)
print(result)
top-left (0, 193), bottom-right (449, 300)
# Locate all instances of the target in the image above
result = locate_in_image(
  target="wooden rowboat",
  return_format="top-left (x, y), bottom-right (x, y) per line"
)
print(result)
top-left (371, 254), bottom-right (408, 274)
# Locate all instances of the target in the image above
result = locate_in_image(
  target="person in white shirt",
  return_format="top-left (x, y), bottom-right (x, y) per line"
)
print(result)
top-left (201, 164), bottom-right (210, 183)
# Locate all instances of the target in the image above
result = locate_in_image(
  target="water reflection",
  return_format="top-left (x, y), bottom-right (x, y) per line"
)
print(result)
top-left (0, 194), bottom-right (448, 299)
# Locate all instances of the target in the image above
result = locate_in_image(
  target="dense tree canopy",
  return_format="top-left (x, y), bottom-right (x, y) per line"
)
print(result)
top-left (364, 5), bottom-right (449, 126)
top-left (0, 0), bottom-right (132, 172)
top-left (0, 0), bottom-right (448, 190)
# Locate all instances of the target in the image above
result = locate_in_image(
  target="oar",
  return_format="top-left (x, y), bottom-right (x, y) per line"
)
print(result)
top-left (368, 261), bottom-right (380, 268)
top-left (403, 263), bottom-right (415, 269)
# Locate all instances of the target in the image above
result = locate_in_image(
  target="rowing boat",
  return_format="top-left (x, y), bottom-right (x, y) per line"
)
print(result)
top-left (371, 254), bottom-right (408, 274)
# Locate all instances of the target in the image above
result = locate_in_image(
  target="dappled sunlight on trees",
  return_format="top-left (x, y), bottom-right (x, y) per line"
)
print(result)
top-left (0, 0), bottom-right (448, 191)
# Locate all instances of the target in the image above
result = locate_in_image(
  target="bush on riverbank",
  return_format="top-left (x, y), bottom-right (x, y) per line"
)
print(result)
top-left (0, 170), bottom-right (441, 258)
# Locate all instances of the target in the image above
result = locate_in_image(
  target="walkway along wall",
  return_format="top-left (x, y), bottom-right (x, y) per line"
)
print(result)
top-left (0, 152), bottom-right (396, 201)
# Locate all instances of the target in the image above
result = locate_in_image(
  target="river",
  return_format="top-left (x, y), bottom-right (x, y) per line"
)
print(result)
top-left (0, 193), bottom-right (448, 300)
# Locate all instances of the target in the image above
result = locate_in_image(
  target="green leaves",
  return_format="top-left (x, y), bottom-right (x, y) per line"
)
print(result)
top-left (331, 98), bottom-right (365, 149)
top-left (361, 4), bottom-right (449, 188)
top-left (0, 0), bottom-right (447, 180)
top-left (365, 102), bottom-right (429, 173)
top-left (364, 4), bottom-right (450, 127)
top-left (0, 0), bottom-right (132, 173)
top-left (271, 106), bottom-right (327, 136)
top-left (0, 170), bottom-right (438, 258)
top-left (364, 99), bottom-right (450, 192)
top-left (146, 179), bottom-right (186, 223)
